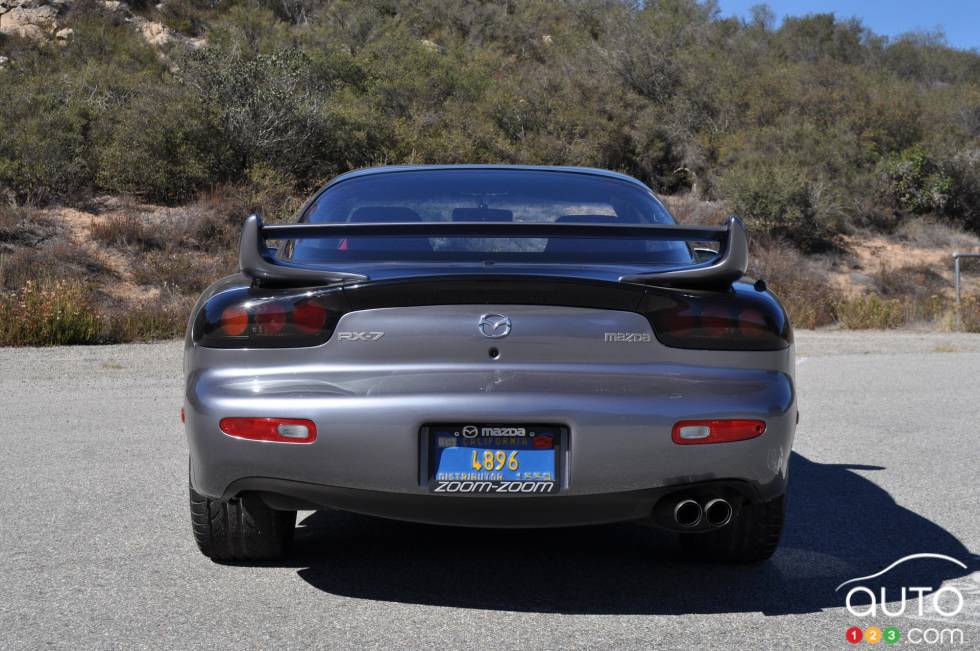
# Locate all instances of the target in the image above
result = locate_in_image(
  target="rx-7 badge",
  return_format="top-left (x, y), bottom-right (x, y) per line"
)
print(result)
top-left (337, 331), bottom-right (385, 341)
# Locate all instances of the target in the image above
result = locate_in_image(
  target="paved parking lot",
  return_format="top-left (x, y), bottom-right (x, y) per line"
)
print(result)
top-left (1, 331), bottom-right (978, 649)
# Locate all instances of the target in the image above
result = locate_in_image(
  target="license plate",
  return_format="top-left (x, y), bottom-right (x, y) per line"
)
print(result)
top-left (427, 424), bottom-right (561, 494)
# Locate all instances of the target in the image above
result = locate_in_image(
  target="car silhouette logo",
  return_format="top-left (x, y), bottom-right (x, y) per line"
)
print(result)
top-left (478, 314), bottom-right (511, 339)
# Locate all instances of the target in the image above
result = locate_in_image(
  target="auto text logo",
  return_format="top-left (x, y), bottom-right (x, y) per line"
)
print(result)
top-left (837, 553), bottom-right (979, 645)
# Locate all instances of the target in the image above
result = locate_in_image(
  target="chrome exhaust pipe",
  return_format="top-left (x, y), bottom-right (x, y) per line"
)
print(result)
top-left (673, 499), bottom-right (703, 527)
top-left (704, 498), bottom-right (733, 527)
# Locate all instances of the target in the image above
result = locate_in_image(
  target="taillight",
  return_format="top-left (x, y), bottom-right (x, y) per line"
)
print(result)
top-left (254, 303), bottom-right (287, 336)
top-left (220, 305), bottom-right (249, 336)
top-left (193, 287), bottom-right (345, 348)
top-left (672, 419), bottom-right (766, 445)
top-left (641, 283), bottom-right (791, 351)
top-left (292, 299), bottom-right (329, 333)
top-left (219, 417), bottom-right (317, 443)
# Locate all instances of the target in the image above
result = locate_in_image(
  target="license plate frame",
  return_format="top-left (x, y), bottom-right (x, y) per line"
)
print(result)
top-left (421, 424), bottom-right (567, 494)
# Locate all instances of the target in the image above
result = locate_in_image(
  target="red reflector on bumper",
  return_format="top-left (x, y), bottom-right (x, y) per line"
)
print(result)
top-left (219, 417), bottom-right (317, 444)
top-left (671, 419), bottom-right (766, 445)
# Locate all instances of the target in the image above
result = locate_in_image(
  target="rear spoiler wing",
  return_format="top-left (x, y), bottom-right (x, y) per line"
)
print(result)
top-left (240, 214), bottom-right (748, 287)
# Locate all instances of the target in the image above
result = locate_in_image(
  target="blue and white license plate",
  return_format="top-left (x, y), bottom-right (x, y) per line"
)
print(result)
top-left (428, 424), bottom-right (561, 494)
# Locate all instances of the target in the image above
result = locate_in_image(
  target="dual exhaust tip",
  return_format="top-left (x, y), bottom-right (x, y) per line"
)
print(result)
top-left (673, 498), bottom-right (733, 528)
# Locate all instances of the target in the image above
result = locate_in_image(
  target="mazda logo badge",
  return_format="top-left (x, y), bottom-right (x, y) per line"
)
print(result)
top-left (478, 314), bottom-right (511, 339)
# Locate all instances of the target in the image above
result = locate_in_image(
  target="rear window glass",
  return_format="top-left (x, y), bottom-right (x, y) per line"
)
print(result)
top-left (286, 169), bottom-right (692, 265)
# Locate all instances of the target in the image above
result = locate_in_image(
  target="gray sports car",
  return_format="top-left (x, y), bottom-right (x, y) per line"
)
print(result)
top-left (184, 165), bottom-right (795, 563)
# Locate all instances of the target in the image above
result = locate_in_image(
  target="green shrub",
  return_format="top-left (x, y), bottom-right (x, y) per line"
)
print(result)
top-left (833, 295), bottom-right (905, 329)
top-left (0, 280), bottom-right (104, 346)
top-left (180, 46), bottom-right (338, 181)
top-left (957, 296), bottom-right (980, 332)
top-left (95, 84), bottom-right (222, 203)
top-left (158, 0), bottom-right (214, 36)
top-left (723, 166), bottom-right (836, 252)
top-left (944, 153), bottom-right (980, 233)
top-left (0, 277), bottom-right (198, 346)
top-left (245, 164), bottom-right (304, 222)
top-left (60, 5), bottom-right (163, 71)
top-left (876, 146), bottom-right (953, 216)
top-left (829, 294), bottom-right (945, 329)
top-left (0, 81), bottom-right (92, 203)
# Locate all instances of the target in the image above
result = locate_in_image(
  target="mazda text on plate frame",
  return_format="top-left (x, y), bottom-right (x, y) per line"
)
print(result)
top-left (183, 165), bottom-right (796, 562)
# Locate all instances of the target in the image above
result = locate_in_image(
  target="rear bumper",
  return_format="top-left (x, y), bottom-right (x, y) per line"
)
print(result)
top-left (185, 361), bottom-right (796, 521)
top-left (224, 477), bottom-right (762, 528)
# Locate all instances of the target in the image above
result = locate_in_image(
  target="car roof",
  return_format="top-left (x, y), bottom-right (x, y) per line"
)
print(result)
top-left (320, 164), bottom-right (651, 192)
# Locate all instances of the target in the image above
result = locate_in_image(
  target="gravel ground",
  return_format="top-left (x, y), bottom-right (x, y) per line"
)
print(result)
top-left (0, 331), bottom-right (978, 650)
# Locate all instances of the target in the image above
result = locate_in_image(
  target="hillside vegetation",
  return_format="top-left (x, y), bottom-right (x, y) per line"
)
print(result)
top-left (2, 0), bottom-right (980, 344)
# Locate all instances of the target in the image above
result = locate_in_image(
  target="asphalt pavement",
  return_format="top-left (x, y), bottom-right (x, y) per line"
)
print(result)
top-left (1, 331), bottom-right (978, 649)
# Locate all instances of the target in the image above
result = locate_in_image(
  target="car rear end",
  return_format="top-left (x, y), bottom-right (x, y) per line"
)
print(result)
top-left (183, 166), bottom-right (796, 562)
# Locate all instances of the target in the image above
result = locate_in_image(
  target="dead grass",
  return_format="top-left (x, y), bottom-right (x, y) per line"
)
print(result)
top-left (749, 238), bottom-right (841, 328)
top-left (130, 251), bottom-right (229, 294)
top-left (90, 211), bottom-right (166, 250)
top-left (0, 204), bottom-right (60, 247)
top-left (872, 263), bottom-right (947, 297)
top-left (1, 240), bottom-right (115, 290)
top-left (746, 237), bottom-right (978, 330)
top-left (0, 205), bottom-right (18, 235)
top-left (0, 196), bottom-right (236, 345)
top-left (0, 188), bottom-right (280, 346)
top-left (661, 194), bottom-right (729, 225)
top-left (895, 217), bottom-right (980, 250)
top-left (104, 290), bottom-right (195, 342)
top-left (182, 184), bottom-right (252, 250)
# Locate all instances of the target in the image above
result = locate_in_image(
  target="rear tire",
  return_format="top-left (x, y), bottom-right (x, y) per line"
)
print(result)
top-left (679, 494), bottom-right (785, 563)
top-left (189, 482), bottom-right (296, 562)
